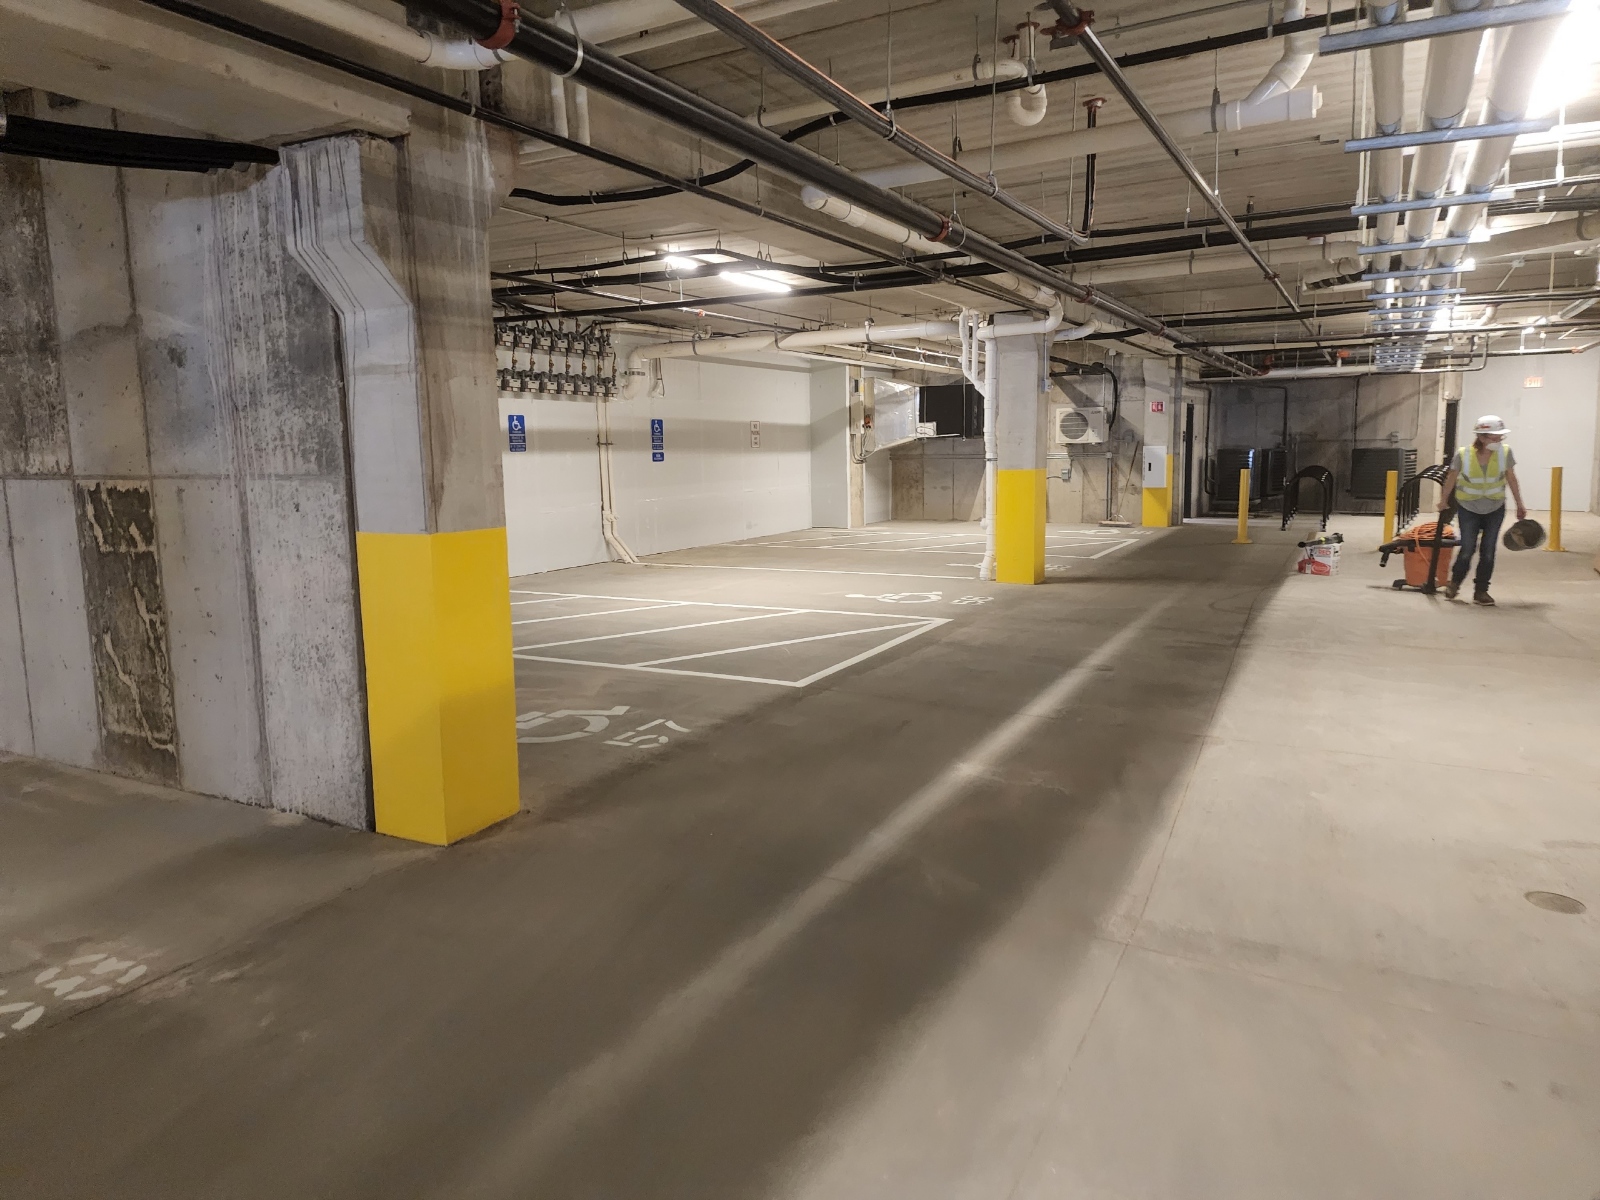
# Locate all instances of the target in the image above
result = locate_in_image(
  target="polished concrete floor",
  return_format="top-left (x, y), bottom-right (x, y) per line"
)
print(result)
top-left (2, 515), bottom-right (1597, 1199)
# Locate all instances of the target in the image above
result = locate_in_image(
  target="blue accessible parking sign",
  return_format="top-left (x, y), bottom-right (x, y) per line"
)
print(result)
top-left (651, 418), bottom-right (665, 462)
top-left (507, 413), bottom-right (527, 453)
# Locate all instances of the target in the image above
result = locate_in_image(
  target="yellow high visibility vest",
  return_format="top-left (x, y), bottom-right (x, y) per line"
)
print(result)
top-left (1456, 442), bottom-right (1508, 504)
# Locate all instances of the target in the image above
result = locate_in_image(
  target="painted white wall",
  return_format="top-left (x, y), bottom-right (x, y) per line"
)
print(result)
top-left (1460, 348), bottom-right (1600, 511)
top-left (500, 353), bottom-right (815, 575)
top-left (499, 393), bottom-right (607, 576)
top-left (610, 357), bottom-right (813, 553)
top-left (809, 365), bottom-right (849, 528)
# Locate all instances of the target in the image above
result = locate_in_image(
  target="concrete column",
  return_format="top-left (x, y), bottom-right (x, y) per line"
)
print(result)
top-left (283, 117), bottom-right (518, 847)
top-left (992, 315), bottom-right (1047, 583)
top-left (0, 93), bottom-right (518, 844)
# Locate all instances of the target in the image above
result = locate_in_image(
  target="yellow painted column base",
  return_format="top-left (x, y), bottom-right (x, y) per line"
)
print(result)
top-left (356, 528), bottom-right (521, 845)
top-left (996, 468), bottom-right (1047, 584)
top-left (1142, 453), bottom-right (1176, 528)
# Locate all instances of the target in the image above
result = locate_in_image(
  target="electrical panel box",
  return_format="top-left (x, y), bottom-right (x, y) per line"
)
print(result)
top-left (1143, 446), bottom-right (1168, 489)
top-left (1051, 403), bottom-right (1107, 446)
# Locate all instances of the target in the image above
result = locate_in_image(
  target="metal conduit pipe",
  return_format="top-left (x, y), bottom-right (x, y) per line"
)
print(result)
top-left (668, 0), bottom-right (1086, 246)
top-left (1043, 3), bottom-right (1307, 321)
top-left (858, 88), bottom-right (1320, 191)
top-left (246, 0), bottom-right (513, 68)
top-left (409, 0), bottom-right (1257, 374)
top-left (757, 58), bottom-right (1042, 129)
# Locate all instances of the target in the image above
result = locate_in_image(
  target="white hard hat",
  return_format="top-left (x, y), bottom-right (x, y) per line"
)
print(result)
top-left (1473, 414), bottom-right (1510, 437)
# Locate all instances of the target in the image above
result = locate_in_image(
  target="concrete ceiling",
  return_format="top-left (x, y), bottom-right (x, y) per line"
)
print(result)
top-left (490, 0), bottom-right (1600, 364)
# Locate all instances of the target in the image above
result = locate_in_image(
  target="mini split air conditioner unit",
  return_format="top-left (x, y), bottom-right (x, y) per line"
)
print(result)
top-left (1052, 403), bottom-right (1107, 446)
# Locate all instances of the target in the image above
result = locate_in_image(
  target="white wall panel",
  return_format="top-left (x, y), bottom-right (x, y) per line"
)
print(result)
top-left (1460, 349), bottom-right (1599, 512)
top-left (499, 394), bottom-right (606, 576)
top-left (810, 366), bottom-right (849, 529)
top-left (502, 356), bottom-right (815, 572)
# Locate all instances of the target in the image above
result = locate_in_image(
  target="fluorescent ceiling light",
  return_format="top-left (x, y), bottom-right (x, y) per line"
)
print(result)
top-left (1529, 0), bottom-right (1600, 116)
top-left (719, 269), bottom-right (793, 293)
top-left (662, 255), bottom-right (701, 271)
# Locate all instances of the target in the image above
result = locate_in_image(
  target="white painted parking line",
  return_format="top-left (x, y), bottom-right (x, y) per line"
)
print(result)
top-left (518, 611), bottom-right (789, 651)
top-left (512, 602), bottom-right (685, 626)
top-left (509, 589), bottom-right (950, 686)
top-left (642, 563), bottom-right (977, 581)
top-left (630, 621), bottom-right (924, 667)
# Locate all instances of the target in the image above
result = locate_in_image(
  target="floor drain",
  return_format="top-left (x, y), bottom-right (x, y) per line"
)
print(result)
top-left (1525, 891), bottom-right (1587, 915)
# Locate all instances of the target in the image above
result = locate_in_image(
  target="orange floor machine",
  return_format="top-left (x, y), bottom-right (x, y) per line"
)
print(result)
top-left (1379, 519), bottom-right (1459, 591)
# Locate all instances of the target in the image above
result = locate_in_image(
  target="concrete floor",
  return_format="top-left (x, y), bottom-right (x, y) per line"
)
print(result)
top-left (2, 516), bottom-right (1597, 1198)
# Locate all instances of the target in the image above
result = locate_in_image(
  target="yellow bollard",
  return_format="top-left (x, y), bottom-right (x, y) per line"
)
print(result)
top-left (1382, 470), bottom-right (1398, 544)
top-left (1233, 467), bottom-right (1252, 544)
top-left (1547, 466), bottom-right (1565, 552)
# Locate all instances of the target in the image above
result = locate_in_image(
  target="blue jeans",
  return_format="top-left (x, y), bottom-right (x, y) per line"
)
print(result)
top-left (1452, 505), bottom-right (1505, 590)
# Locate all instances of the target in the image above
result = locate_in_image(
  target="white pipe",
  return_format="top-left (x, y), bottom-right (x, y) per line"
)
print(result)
top-left (1440, 16), bottom-right (1567, 254)
top-left (1367, 1), bottom-right (1407, 243)
top-left (757, 59), bottom-right (1047, 130)
top-left (249, 0), bottom-right (510, 69)
top-left (801, 188), bottom-right (1060, 311)
top-left (573, 84), bottom-right (593, 146)
top-left (594, 397), bottom-right (639, 563)
top-left (1245, 0), bottom-right (1315, 103)
top-left (857, 87), bottom-right (1320, 191)
top-left (1400, 0), bottom-right (1488, 266)
top-left (1081, 241), bottom-right (1348, 286)
top-left (549, 74), bottom-right (571, 141)
top-left (977, 302), bottom-right (1064, 340)
top-left (979, 323), bottom-right (1000, 582)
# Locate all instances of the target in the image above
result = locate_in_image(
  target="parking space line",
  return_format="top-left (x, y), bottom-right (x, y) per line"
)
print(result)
top-left (512, 602), bottom-right (685, 626)
top-left (510, 655), bottom-right (813, 687)
top-left (519, 611), bottom-right (791, 651)
top-left (631, 621), bottom-right (925, 667)
top-left (642, 563), bottom-right (976, 581)
top-left (509, 589), bottom-right (943, 619)
top-left (791, 620), bottom-right (948, 686)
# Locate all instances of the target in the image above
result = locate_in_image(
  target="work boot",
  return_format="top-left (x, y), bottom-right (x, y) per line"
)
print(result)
top-left (1444, 579), bottom-right (1461, 600)
top-left (1473, 588), bottom-right (1495, 606)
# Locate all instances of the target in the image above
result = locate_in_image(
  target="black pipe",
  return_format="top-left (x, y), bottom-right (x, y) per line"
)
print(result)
top-left (128, 0), bottom-right (959, 291)
top-left (412, 0), bottom-right (1258, 375)
top-left (0, 113), bottom-right (277, 172)
top-left (668, 0), bottom-right (1084, 245)
top-left (1080, 96), bottom-right (1105, 234)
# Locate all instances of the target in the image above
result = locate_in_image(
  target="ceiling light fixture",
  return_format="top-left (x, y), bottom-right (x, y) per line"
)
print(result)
top-left (1529, 0), bottom-right (1600, 116)
top-left (718, 269), bottom-right (793, 293)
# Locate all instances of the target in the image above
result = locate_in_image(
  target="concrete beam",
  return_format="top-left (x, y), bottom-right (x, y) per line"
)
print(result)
top-left (0, 0), bottom-right (410, 142)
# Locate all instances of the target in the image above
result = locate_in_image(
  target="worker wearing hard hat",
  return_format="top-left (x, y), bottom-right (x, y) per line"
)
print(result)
top-left (1437, 414), bottom-right (1527, 605)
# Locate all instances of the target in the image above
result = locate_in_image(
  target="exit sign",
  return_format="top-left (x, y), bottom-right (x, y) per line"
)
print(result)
top-left (1525, 375), bottom-right (1544, 388)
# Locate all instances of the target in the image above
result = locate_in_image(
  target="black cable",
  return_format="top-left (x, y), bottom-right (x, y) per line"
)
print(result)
top-left (0, 113), bottom-right (277, 172)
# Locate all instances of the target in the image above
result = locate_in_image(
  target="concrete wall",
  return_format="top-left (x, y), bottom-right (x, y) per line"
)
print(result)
top-left (1046, 352), bottom-right (1149, 525)
top-left (500, 353), bottom-right (815, 575)
top-left (1208, 373), bottom-right (1443, 515)
top-left (1460, 349), bottom-right (1600, 512)
top-left (0, 95), bottom-right (366, 823)
top-left (890, 438), bottom-right (984, 521)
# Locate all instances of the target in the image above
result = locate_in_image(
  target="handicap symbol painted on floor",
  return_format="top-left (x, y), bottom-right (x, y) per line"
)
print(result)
top-left (845, 592), bottom-right (943, 604)
top-left (516, 706), bottom-right (630, 743)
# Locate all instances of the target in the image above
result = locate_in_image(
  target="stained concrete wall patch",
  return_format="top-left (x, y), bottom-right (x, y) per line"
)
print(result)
top-left (74, 482), bottom-right (179, 784)
top-left (0, 151), bottom-right (70, 476)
